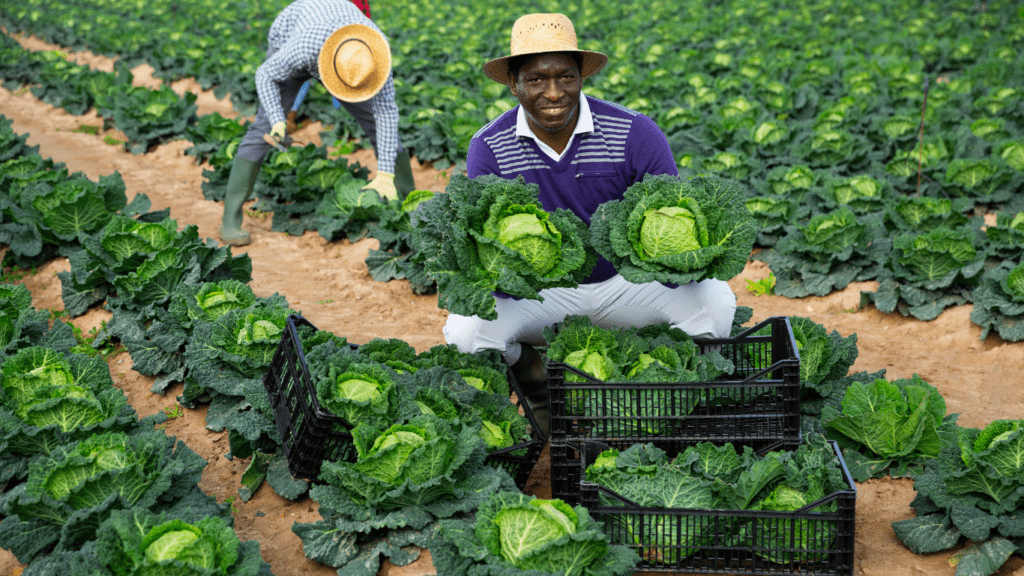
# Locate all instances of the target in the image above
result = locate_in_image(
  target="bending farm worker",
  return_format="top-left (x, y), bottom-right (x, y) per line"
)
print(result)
top-left (219, 0), bottom-right (414, 246)
top-left (443, 13), bottom-right (738, 434)
top-left (286, 0), bottom-right (371, 132)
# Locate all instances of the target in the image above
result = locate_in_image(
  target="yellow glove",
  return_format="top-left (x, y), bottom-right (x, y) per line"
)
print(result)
top-left (362, 172), bottom-right (398, 201)
top-left (270, 121), bottom-right (287, 140)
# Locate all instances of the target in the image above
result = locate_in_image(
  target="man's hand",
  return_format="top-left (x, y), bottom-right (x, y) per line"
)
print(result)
top-left (362, 172), bottom-right (398, 201)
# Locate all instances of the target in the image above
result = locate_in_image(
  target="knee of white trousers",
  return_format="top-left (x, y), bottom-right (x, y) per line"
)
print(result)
top-left (700, 279), bottom-right (738, 338)
top-left (442, 314), bottom-right (518, 362)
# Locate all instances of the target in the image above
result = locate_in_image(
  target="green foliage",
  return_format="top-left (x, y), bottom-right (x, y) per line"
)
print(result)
top-left (410, 174), bottom-right (596, 320)
top-left (0, 429), bottom-right (207, 563)
top-left (822, 375), bottom-right (958, 481)
top-left (95, 506), bottom-right (272, 575)
top-left (543, 316), bottom-right (734, 434)
top-left (971, 261), bottom-right (1024, 341)
top-left (433, 491), bottom-right (639, 576)
top-left (365, 190), bottom-right (438, 294)
top-left (313, 174), bottom-right (384, 243)
top-left (893, 419), bottom-right (1024, 576)
top-left (757, 208), bottom-right (886, 298)
top-left (184, 300), bottom-right (296, 398)
top-left (745, 272), bottom-right (775, 295)
top-left (590, 174), bottom-right (755, 285)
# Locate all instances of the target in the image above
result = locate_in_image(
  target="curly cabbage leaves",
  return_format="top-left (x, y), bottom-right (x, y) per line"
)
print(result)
top-left (0, 429), bottom-right (207, 562)
top-left (971, 261), bottom-right (1024, 341)
top-left (585, 437), bottom-right (849, 567)
top-left (590, 174), bottom-right (755, 285)
top-left (892, 420), bottom-right (1024, 576)
top-left (410, 174), bottom-right (597, 320)
top-left (433, 491), bottom-right (639, 576)
top-left (96, 503), bottom-right (271, 576)
top-left (821, 375), bottom-right (957, 480)
top-left (315, 414), bottom-right (489, 511)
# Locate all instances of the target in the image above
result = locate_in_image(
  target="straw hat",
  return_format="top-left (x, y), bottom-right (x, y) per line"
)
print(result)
top-left (318, 24), bottom-right (391, 103)
top-left (483, 13), bottom-right (608, 84)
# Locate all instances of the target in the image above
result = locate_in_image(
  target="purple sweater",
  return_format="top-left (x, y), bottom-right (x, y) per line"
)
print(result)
top-left (466, 96), bottom-right (679, 284)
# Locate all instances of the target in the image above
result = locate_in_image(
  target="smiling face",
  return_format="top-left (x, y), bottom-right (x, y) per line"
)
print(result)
top-left (507, 53), bottom-right (582, 150)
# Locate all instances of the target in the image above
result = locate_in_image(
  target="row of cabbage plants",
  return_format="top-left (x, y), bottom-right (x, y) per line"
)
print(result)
top-left (2, 0), bottom-right (1022, 173)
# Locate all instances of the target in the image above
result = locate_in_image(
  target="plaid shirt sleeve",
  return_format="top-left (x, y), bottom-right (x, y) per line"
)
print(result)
top-left (369, 72), bottom-right (400, 174)
top-left (254, 37), bottom-right (319, 128)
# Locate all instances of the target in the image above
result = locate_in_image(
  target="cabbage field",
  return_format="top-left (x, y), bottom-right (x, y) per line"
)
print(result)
top-left (1, 0), bottom-right (1023, 575)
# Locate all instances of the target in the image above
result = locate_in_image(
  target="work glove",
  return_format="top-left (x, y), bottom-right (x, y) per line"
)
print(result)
top-left (264, 120), bottom-right (291, 151)
top-left (362, 172), bottom-right (398, 201)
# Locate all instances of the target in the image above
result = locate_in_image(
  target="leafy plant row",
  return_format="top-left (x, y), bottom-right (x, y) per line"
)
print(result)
top-left (3, 0), bottom-right (1023, 173)
top-left (7, 14), bottom-right (1023, 333)
top-left (0, 36), bottom-right (442, 298)
top-left (0, 282), bottom-right (274, 575)
top-left (0, 113), bottom-right (641, 575)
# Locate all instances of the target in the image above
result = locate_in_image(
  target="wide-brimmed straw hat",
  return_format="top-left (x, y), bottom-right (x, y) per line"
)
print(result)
top-left (483, 13), bottom-right (608, 84)
top-left (318, 24), bottom-right (391, 103)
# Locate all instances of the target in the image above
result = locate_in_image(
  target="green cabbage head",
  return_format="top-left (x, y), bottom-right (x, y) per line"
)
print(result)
top-left (95, 507), bottom-right (270, 576)
top-left (480, 204), bottom-right (563, 276)
top-left (590, 174), bottom-right (755, 284)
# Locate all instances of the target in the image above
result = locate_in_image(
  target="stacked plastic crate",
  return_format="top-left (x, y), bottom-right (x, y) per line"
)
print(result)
top-left (546, 316), bottom-right (858, 575)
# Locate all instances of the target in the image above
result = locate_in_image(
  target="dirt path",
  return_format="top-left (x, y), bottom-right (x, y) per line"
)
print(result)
top-left (1, 36), bottom-right (1022, 576)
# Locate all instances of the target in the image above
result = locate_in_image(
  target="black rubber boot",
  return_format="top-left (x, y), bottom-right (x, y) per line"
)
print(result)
top-left (510, 343), bottom-right (549, 438)
top-left (393, 149), bottom-right (415, 201)
top-left (219, 156), bottom-right (260, 246)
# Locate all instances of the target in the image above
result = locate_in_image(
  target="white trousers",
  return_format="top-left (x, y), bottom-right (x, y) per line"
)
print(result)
top-left (443, 275), bottom-right (737, 365)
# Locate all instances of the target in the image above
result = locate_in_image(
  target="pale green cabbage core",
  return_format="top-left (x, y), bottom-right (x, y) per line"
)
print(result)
top-left (640, 206), bottom-right (701, 259)
top-left (371, 430), bottom-right (427, 456)
top-left (45, 445), bottom-right (128, 500)
top-left (493, 499), bottom-right (578, 566)
top-left (480, 420), bottom-right (512, 449)
top-left (1010, 212), bottom-right (1024, 231)
top-left (497, 213), bottom-right (559, 276)
top-left (462, 375), bottom-right (487, 391)
top-left (626, 354), bottom-right (659, 379)
top-left (1007, 265), bottom-right (1024, 297)
top-left (145, 528), bottom-right (201, 563)
top-left (335, 377), bottom-right (383, 404)
top-left (564, 349), bottom-right (613, 381)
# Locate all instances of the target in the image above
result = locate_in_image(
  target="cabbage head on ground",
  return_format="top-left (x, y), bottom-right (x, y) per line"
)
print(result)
top-left (892, 419), bottom-right (1024, 576)
top-left (433, 491), bottom-right (639, 576)
top-left (410, 174), bottom-right (597, 320)
top-left (589, 173), bottom-right (755, 285)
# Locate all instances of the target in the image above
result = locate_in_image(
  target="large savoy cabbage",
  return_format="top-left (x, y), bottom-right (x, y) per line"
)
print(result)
top-left (589, 174), bottom-right (756, 285)
top-left (410, 174), bottom-right (597, 320)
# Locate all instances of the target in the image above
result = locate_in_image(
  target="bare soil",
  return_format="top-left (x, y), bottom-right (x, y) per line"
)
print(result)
top-left (1, 35), bottom-right (1023, 576)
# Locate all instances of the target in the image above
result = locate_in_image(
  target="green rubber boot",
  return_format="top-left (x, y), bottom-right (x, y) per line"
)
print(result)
top-left (510, 343), bottom-right (550, 438)
top-left (219, 156), bottom-right (260, 246)
top-left (393, 149), bottom-right (415, 201)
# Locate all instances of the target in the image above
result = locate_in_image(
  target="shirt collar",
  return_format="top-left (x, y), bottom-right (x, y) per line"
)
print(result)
top-left (515, 93), bottom-right (594, 143)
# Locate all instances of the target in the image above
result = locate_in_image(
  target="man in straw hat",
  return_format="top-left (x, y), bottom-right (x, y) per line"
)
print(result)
top-left (443, 13), bottom-right (737, 434)
top-left (218, 0), bottom-right (415, 246)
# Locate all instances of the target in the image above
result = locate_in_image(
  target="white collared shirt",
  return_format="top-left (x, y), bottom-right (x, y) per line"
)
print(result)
top-left (515, 94), bottom-right (594, 161)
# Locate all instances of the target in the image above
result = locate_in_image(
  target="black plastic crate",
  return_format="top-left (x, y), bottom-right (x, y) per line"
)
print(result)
top-left (262, 315), bottom-right (356, 480)
top-left (262, 314), bottom-right (546, 486)
top-left (579, 440), bottom-right (856, 575)
top-left (547, 316), bottom-right (801, 502)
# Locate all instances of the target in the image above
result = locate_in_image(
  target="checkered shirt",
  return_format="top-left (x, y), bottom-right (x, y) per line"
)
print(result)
top-left (256, 0), bottom-right (400, 173)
